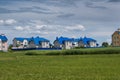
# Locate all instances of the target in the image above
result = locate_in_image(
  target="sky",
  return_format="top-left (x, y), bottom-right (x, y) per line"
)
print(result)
top-left (0, 0), bottom-right (120, 45)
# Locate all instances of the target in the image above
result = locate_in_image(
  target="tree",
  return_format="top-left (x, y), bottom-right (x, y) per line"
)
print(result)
top-left (102, 42), bottom-right (109, 47)
top-left (8, 44), bottom-right (13, 51)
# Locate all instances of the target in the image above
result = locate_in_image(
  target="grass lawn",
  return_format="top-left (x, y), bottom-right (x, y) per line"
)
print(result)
top-left (0, 49), bottom-right (120, 80)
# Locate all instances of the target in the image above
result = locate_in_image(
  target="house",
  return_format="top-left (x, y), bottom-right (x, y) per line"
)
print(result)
top-left (12, 36), bottom-right (50, 49)
top-left (0, 34), bottom-right (8, 51)
top-left (112, 29), bottom-right (120, 47)
top-left (13, 37), bottom-right (32, 49)
top-left (29, 36), bottom-right (50, 48)
top-left (78, 37), bottom-right (97, 48)
top-left (71, 38), bottom-right (79, 48)
top-left (54, 36), bottom-right (98, 49)
top-left (53, 36), bottom-right (73, 49)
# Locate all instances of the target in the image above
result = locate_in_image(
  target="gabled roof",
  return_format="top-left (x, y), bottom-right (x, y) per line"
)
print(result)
top-left (0, 35), bottom-right (8, 42)
top-left (32, 36), bottom-right (49, 45)
top-left (14, 37), bottom-right (32, 42)
top-left (56, 36), bottom-right (72, 44)
top-left (55, 36), bottom-right (97, 45)
top-left (14, 36), bottom-right (49, 45)
top-left (71, 38), bottom-right (80, 42)
top-left (79, 37), bottom-right (96, 44)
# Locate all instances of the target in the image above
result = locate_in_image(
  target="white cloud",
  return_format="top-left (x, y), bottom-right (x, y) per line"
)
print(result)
top-left (35, 31), bottom-right (49, 35)
top-left (66, 25), bottom-right (86, 31)
top-left (0, 20), bottom-right (4, 24)
top-left (35, 25), bottom-right (47, 29)
top-left (0, 19), bottom-right (17, 25)
top-left (5, 19), bottom-right (17, 24)
top-left (14, 26), bottom-right (24, 31)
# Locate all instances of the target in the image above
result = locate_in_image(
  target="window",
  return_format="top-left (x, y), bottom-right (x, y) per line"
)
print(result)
top-left (2, 46), bottom-right (5, 48)
top-left (42, 42), bottom-right (45, 46)
top-left (25, 42), bottom-right (27, 45)
top-left (46, 42), bottom-right (48, 44)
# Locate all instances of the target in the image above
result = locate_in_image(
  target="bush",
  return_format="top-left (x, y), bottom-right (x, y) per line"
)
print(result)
top-left (25, 52), bottom-right (39, 55)
top-left (45, 47), bottom-right (120, 55)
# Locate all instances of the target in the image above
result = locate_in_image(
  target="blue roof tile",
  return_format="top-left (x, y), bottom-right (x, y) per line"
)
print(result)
top-left (14, 36), bottom-right (49, 45)
top-left (0, 35), bottom-right (8, 42)
top-left (56, 36), bottom-right (72, 44)
top-left (15, 38), bottom-right (32, 42)
top-left (55, 36), bottom-right (97, 45)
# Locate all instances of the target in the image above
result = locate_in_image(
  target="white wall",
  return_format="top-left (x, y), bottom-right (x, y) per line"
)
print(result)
top-left (89, 41), bottom-right (97, 47)
top-left (64, 41), bottom-right (72, 49)
top-left (0, 39), bottom-right (8, 51)
top-left (41, 42), bottom-right (50, 48)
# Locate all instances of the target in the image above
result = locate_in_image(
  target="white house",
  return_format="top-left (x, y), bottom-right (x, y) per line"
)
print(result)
top-left (29, 36), bottom-right (50, 48)
top-left (0, 34), bottom-right (8, 51)
top-left (12, 36), bottom-right (50, 49)
top-left (53, 37), bottom-right (73, 49)
top-left (78, 37), bottom-right (98, 48)
top-left (54, 36), bottom-right (98, 49)
top-left (13, 38), bottom-right (31, 49)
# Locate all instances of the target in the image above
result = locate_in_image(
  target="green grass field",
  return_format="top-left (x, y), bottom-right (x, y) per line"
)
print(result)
top-left (0, 47), bottom-right (120, 80)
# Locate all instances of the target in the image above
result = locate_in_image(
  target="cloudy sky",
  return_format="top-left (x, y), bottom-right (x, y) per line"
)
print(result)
top-left (0, 0), bottom-right (120, 45)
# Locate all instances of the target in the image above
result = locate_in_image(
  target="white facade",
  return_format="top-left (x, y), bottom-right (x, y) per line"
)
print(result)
top-left (13, 39), bottom-right (29, 49)
top-left (78, 41), bottom-right (97, 48)
top-left (54, 40), bottom-right (72, 49)
top-left (89, 41), bottom-right (97, 47)
top-left (41, 42), bottom-right (50, 48)
top-left (0, 39), bottom-right (8, 51)
top-left (72, 42), bottom-right (78, 48)
top-left (28, 41), bottom-right (50, 48)
top-left (63, 41), bottom-right (73, 49)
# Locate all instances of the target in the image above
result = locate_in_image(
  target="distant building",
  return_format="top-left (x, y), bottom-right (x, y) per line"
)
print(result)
top-left (53, 36), bottom-right (98, 49)
top-left (53, 36), bottom-right (73, 49)
top-left (0, 34), bottom-right (8, 51)
top-left (13, 37), bottom-right (31, 48)
top-left (29, 36), bottom-right (50, 48)
top-left (12, 36), bottom-right (50, 49)
top-left (112, 29), bottom-right (120, 47)
top-left (78, 37), bottom-right (97, 48)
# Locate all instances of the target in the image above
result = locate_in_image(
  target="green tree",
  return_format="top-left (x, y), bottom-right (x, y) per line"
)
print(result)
top-left (102, 42), bottom-right (109, 47)
top-left (8, 44), bottom-right (13, 51)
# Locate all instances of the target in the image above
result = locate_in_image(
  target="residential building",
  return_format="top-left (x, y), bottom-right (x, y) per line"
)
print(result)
top-left (54, 36), bottom-right (98, 49)
top-left (53, 36), bottom-right (73, 49)
top-left (0, 34), bottom-right (8, 51)
top-left (29, 36), bottom-right (50, 48)
top-left (13, 37), bottom-right (31, 49)
top-left (112, 29), bottom-right (120, 47)
top-left (13, 36), bottom-right (50, 49)
top-left (78, 37), bottom-right (97, 47)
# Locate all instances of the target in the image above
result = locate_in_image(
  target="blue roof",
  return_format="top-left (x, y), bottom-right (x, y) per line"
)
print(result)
top-left (80, 37), bottom-right (96, 44)
top-left (56, 36), bottom-right (73, 44)
top-left (0, 35), bottom-right (8, 42)
top-left (32, 36), bottom-right (49, 45)
top-left (14, 36), bottom-right (49, 45)
top-left (55, 36), bottom-right (97, 45)
top-left (14, 38), bottom-right (32, 42)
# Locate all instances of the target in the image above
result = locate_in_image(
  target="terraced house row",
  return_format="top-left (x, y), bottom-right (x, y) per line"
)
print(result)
top-left (1, 29), bottom-right (120, 51)
top-left (0, 34), bottom-right (99, 51)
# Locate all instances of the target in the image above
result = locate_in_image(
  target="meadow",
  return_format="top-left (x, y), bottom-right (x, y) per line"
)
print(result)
top-left (0, 47), bottom-right (120, 80)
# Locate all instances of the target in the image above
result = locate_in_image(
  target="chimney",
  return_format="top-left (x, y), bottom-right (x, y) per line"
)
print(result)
top-left (56, 37), bottom-right (58, 40)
